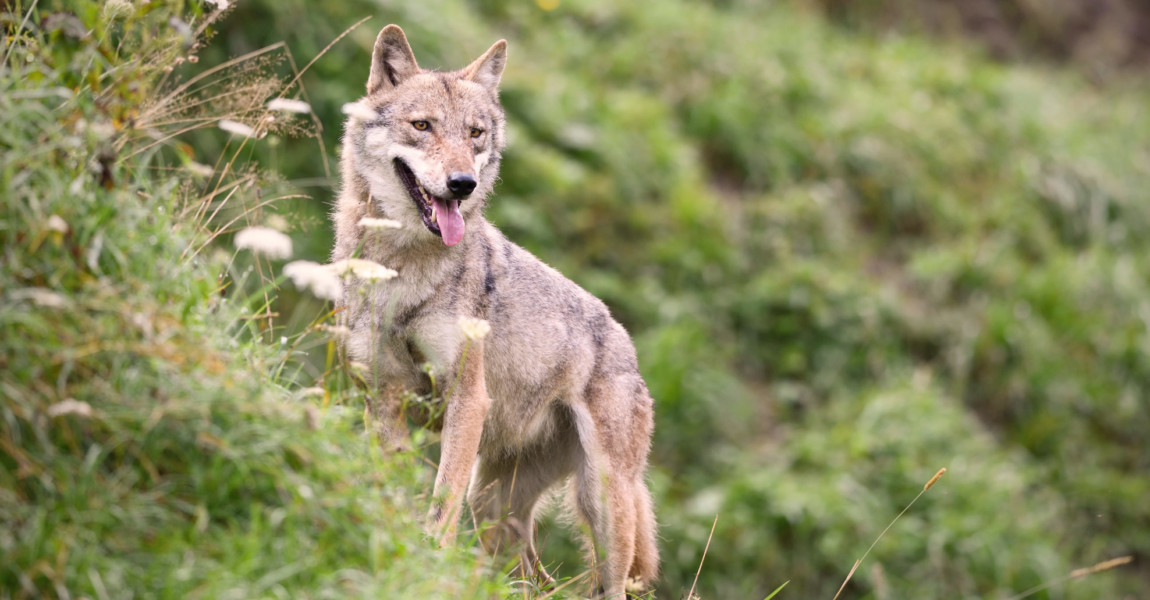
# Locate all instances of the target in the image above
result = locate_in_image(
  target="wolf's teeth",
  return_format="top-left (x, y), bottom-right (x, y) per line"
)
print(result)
top-left (430, 203), bottom-right (438, 224)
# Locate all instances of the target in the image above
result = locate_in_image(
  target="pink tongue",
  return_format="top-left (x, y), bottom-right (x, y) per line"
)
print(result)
top-left (434, 197), bottom-right (465, 246)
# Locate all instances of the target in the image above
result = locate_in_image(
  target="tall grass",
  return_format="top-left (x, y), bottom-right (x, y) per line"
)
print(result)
top-left (0, 2), bottom-right (512, 597)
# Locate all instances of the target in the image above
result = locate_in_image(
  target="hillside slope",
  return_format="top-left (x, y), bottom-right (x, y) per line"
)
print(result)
top-left (3, 0), bottom-right (1147, 598)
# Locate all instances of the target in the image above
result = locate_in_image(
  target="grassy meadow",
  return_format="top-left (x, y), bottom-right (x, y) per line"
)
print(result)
top-left (3, 0), bottom-right (1149, 598)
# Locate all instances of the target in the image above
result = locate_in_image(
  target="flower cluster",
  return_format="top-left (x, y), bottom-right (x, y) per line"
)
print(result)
top-left (284, 261), bottom-right (342, 301)
top-left (282, 257), bottom-right (400, 301)
top-left (458, 317), bottom-right (492, 341)
top-left (11, 287), bottom-right (68, 308)
top-left (266, 98), bottom-right (312, 114)
top-left (330, 258), bottom-right (397, 283)
top-left (46, 215), bottom-right (68, 233)
top-left (47, 399), bottom-right (93, 418)
top-left (218, 119), bottom-right (256, 138)
top-left (358, 217), bottom-right (403, 231)
top-left (317, 324), bottom-right (351, 339)
top-left (234, 226), bottom-right (293, 259)
top-left (341, 101), bottom-right (378, 122)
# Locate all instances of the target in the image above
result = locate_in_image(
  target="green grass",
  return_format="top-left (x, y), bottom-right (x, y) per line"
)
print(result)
top-left (4, 0), bottom-right (1149, 598)
top-left (0, 2), bottom-right (511, 598)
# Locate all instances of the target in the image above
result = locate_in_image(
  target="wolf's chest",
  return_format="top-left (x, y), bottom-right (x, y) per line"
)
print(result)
top-left (358, 310), bottom-right (465, 388)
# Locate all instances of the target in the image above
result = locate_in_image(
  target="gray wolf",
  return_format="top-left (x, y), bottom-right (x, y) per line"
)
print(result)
top-left (330, 24), bottom-right (659, 598)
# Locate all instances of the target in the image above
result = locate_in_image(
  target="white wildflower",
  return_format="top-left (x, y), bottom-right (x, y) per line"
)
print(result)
top-left (87, 121), bottom-right (115, 140)
top-left (318, 324), bottom-right (351, 339)
top-left (458, 317), bottom-right (491, 341)
top-left (358, 217), bottom-right (403, 231)
top-left (218, 119), bottom-right (255, 138)
top-left (102, 0), bottom-right (133, 20)
top-left (267, 98), bottom-right (311, 114)
top-left (47, 398), bottom-right (93, 418)
top-left (331, 258), bottom-right (397, 283)
top-left (284, 260), bottom-right (342, 301)
top-left (11, 287), bottom-right (68, 308)
top-left (265, 214), bottom-right (290, 232)
top-left (234, 226), bottom-right (293, 259)
top-left (205, 0), bottom-right (231, 11)
top-left (188, 162), bottom-right (214, 177)
top-left (131, 311), bottom-right (155, 339)
top-left (341, 102), bottom-right (378, 122)
top-left (46, 214), bottom-right (68, 233)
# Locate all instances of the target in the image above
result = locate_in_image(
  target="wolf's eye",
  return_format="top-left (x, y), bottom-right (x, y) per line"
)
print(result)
top-left (470, 127), bottom-right (484, 138)
top-left (412, 120), bottom-right (430, 131)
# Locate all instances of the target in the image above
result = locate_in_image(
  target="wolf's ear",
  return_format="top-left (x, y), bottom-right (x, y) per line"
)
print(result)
top-left (463, 39), bottom-right (507, 93)
top-left (368, 25), bottom-right (420, 94)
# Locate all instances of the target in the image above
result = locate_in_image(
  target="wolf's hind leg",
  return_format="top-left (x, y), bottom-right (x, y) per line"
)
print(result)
top-left (629, 478), bottom-right (659, 587)
top-left (469, 446), bottom-right (574, 586)
top-left (571, 454), bottom-right (642, 599)
top-left (570, 372), bottom-right (658, 599)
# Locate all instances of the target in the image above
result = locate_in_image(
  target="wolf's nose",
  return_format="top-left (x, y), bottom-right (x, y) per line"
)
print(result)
top-left (446, 172), bottom-right (477, 198)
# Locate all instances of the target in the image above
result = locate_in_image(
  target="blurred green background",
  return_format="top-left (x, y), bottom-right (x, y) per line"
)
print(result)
top-left (209, 0), bottom-right (1150, 596)
top-left (5, 0), bottom-right (1150, 598)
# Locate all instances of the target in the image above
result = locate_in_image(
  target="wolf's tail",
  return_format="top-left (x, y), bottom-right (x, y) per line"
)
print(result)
top-left (629, 480), bottom-right (660, 585)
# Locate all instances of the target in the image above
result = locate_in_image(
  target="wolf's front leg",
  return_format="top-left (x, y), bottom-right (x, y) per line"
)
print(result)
top-left (426, 343), bottom-right (489, 545)
top-left (364, 386), bottom-right (413, 454)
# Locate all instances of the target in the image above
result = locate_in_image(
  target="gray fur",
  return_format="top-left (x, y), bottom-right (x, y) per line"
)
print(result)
top-left (332, 25), bottom-right (658, 598)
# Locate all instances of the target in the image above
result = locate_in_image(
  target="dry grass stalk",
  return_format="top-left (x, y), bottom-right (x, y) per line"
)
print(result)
top-left (687, 514), bottom-right (720, 600)
top-left (133, 17), bottom-right (373, 340)
top-left (535, 571), bottom-right (589, 599)
top-left (1, 0), bottom-right (39, 67)
top-left (831, 467), bottom-right (947, 600)
top-left (1069, 555), bottom-right (1133, 578)
top-left (1004, 555), bottom-right (1134, 600)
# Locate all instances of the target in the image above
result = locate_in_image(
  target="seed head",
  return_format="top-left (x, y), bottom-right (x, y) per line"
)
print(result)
top-left (924, 468), bottom-right (947, 491)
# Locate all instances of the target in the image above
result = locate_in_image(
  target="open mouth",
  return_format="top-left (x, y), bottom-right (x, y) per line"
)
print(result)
top-left (393, 159), bottom-right (465, 246)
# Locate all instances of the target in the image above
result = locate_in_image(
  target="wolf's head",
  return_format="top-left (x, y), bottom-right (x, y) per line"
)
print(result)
top-left (342, 25), bottom-right (507, 247)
